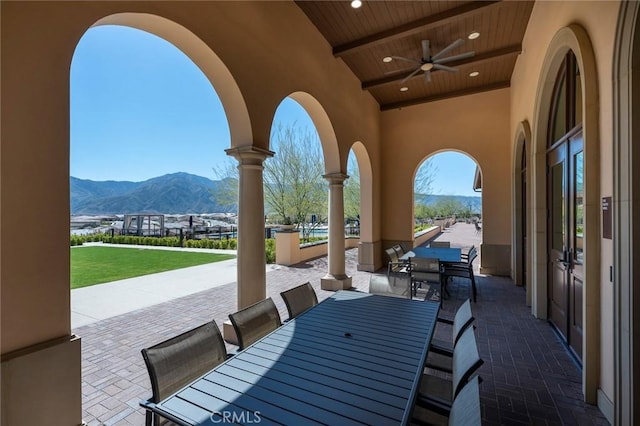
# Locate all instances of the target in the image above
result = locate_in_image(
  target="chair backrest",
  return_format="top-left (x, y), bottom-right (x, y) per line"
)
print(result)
top-left (410, 257), bottom-right (441, 283)
top-left (280, 282), bottom-right (318, 319)
top-left (452, 299), bottom-right (475, 346)
top-left (448, 376), bottom-right (481, 426)
top-left (392, 244), bottom-right (405, 257)
top-left (452, 327), bottom-right (483, 398)
top-left (385, 247), bottom-right (400, 263)
top-left (141, 321), bottom-right (227, 402)
top-left (466, 246), bottom-right (478, 264)
top-left (229, 297), bottom-right (282, 350)
top-left (430, 241), bottom-right (451, 248)
top-left (369, 274), bottom-right (410, 298)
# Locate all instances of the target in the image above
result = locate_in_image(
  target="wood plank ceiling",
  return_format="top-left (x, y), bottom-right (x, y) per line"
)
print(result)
top-left (295, 1), bottom-right (534, 110)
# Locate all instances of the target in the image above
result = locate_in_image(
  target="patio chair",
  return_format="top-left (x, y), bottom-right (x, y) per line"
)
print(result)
top-left (280, 281), bottom-right (318, 320)
top-left (140, 321), bottom-right (229, 426)
top-left (460, 245), bottom-right (475, 262)
top-left (426, 299), bottom-right (475, 373)
top-left (441, 247), bottom-right (478, 302)
top-left (416, 326), bottom-right (483, 407)
top-left (368, 274), bottom-right (410, 298)
top-left (392, 243), bottom-right (406, 257)
top-left (412, 376), bottom-right (481, 426)
top-left (385, 247), bottom-right (409, 276)
top-left (430, 241), bottom-right (451, 248)
top-left (228, 297), bottom-right (282, 350)
top-left (410, 257), bottom-right (442, 299)
top-left (474, 221), bottom-right (482, 235)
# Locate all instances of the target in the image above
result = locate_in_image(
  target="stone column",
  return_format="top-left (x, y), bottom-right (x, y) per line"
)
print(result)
top-left (321, 173), bottom-right (353, 290)
top-left (226, 146), bottom-right (273, 309)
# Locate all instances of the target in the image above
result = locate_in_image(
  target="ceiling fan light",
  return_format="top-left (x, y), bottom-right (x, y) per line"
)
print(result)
top-left (383, 56), bottom-right (393, 63)
top-left (351, 0), bottom-right (362, 9)
top-left (420, 63), bottom-right (434, 71)
top-left (468, 32), bottom-right (480, 40)
top-left (400, 86), bottom-right (409, 92)
top-left (469, 71), bottom-right (480, 77)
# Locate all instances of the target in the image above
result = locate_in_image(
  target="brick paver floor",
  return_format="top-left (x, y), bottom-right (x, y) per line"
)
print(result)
top-left (76, 222), bottom-right (609, 425)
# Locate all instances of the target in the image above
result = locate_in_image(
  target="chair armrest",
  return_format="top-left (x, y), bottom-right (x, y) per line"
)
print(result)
top-left (436, 317), bottom-right (454, 325)
top-left (429, 343), bottom-right (454, 357)
top-left (415, 393), bottom-right (452, 416)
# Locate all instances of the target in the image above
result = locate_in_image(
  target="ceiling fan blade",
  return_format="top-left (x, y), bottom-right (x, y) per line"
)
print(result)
top-left (400, 67), bottom-right (423, 85)
top-left (433, 51), bottom-right (475, 64)
top-left (433, 63), bottom-right (459, 73)
top-left (431, 38), bottom-right (465, 61)
top-left (390, 56), bottom-right (421, 65)
top-left (424, 70), bottom-right (432, 83)
top-left (422, 40), bottom-right (430, 60)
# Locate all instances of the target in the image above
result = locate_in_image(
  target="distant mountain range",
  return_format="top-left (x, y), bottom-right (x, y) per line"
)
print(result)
top-left (415, 193), bottom-right (482, 213)
top-left (71, 172), bottom-right (482, 215)
top-left (71, 172), bottom-right (235, 215)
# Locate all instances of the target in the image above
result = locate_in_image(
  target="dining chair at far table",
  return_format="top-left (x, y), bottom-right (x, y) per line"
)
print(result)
top-left (385, 246), bottom-right (409, 276)
top-left (228, 297), bottom-right (282, 350)
top-left (441, 246), bottom-right (478, 302)
top-left (280, 281), bottom-right (318, 320)
top-left (140, 321), bottom-right (230, 426)
top-left (430, 241), bottom-right (451, 248)
top-left (412, 376), bottom-right (482, 426)
top-left (410, 256), bottom-right (442, 300)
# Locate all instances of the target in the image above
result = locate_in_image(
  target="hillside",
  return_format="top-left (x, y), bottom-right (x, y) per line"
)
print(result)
top-left (415, 193), bottom-right (482, 213)
top-left (71, 172), bottom-right (236, 215)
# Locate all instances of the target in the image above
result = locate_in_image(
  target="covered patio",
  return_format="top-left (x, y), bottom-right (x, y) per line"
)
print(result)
top-left (77, 222), bottom-right (606, 425)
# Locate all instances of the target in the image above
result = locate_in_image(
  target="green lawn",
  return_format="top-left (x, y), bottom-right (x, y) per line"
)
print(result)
top-left (71, 246), bottom-right (235, 289)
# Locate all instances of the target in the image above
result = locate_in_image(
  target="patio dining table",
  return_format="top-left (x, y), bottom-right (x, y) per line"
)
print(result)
top-left (141, 290), bottom-right (439, 425)
top-left (400, 246), bottom-right (462, 262)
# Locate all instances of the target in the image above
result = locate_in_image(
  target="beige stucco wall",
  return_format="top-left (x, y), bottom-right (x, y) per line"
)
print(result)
top-left (380, 88), bottom-right (512, 274)
top-left (510, 0), bottom-right (620, 414)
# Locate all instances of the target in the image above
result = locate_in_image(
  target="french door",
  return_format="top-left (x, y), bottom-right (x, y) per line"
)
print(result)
top-left (547, 129), bottom-right (584, 359)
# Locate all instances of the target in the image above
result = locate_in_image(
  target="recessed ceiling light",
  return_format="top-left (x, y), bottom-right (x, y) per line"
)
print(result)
top-left (468, 32), bottom-right (480, 40)
top-left (400, 86), bottom-right (409, 92)
top-left (351, 0), bottom-right (362, 9)
top-left (383, 56), bottom-right (393, 63)
top-left (469, 71), bottom-right (480, 77)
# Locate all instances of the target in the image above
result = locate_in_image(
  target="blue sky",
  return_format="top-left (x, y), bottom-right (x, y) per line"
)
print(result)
top-left (70, 25), bottom-right (479, 197)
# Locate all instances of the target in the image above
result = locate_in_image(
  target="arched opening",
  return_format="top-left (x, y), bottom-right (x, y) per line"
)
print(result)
top-left (268, 97), bottom-right (326, 238)
top-left (512, 121), bottom-right (532, 303)
top-left (69, 14), bottom-right (250, 423)
top-left (532, 24), bottom-right (600, 403)
top-left (347, 142), bottom-right (375, 272)
top-left (413, 151), bottom-right (482, 228)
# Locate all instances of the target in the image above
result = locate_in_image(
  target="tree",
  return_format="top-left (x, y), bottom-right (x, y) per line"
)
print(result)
top-left (413, 157), bottom-right (438, 224)
top-left (344, 151), bottom-right (360, 221)
top-left (264, 123), bottom-right (326, 240)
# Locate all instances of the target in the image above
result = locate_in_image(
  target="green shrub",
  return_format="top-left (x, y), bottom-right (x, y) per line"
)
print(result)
top-left (265, 239), bottom-right (275, 263)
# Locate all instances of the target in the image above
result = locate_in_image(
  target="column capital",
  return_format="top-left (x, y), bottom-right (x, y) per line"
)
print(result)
top-left (225, 146), bottom-right (274, 165)
top-left (323, 172), bottom-right (349, 185)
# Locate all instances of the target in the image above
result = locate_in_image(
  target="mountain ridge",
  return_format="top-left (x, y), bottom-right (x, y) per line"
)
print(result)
top-left (71, 172), bottom-right (481, 215)
top-left (71, 172), bottom-right (235, 215)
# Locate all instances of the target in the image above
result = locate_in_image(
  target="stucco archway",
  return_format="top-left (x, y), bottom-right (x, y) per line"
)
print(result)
top-left (613, 2), bottom-right (640, 423)
top-left (348, 141), bottom-right (376, 271)
top-left (512, 120), bottom-right (532, 304)
top-left (531, 24), bottom-right (600, 403)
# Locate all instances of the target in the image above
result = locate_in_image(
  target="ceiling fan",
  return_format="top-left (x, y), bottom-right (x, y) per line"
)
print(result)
top-left (387, 39), bottom-right (475, 84)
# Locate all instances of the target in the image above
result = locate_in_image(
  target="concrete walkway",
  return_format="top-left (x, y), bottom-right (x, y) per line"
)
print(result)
top-left (71, 243), bottom-right (281, 328)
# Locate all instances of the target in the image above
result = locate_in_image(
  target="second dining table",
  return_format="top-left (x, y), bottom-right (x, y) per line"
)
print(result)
top-left (141, 290), bottom-right (440, 425)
